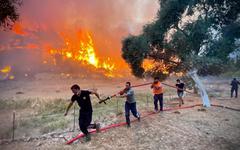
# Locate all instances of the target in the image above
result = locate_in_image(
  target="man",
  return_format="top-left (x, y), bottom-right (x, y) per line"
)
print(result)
top-left (231, 78), bottom-right (240, 98)
top-left (151, 77), bottom-right (164, 112)
top-left (176, 79), bottom-right (185, 107)
top-left (119, 82), bottom-right (140, 127)
top-left (64, 84), bottom-right (101, 142)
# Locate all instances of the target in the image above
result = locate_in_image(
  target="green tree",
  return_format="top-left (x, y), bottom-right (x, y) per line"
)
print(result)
top-left (122, 0), bottom-right (240, 79)
top-left (0, 0), bottom-right (22, 30)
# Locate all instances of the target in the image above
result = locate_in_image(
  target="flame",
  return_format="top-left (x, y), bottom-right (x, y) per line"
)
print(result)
top-left (26, 43), bottom-right (38, 49)
top-left (0, 66), bottom-right (15, 80)
top-left (12, 23), bottom-right (25, 35)
top-left (1, 66), bottom-right (11, 73)
top-left (9, 75), bottom-right (15, 80)
top-left (142, 59), bottom-right (169, 75)
top-left (47, 30), bottom-right (115, 76)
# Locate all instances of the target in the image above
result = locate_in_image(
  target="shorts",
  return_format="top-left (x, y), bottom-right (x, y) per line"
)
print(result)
top-left (177, 91), bottom-right (184, 98)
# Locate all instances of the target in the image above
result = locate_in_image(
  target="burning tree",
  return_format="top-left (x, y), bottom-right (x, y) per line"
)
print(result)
top-left (122, 0), bottom-right (240, 79)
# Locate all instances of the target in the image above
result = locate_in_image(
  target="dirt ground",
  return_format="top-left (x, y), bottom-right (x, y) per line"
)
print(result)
top-left (0, 74), bottom-right (240, 150)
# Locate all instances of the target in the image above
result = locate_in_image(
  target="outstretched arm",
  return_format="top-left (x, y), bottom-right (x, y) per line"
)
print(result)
top-left (119, 90), bottom-right (133, 98)
top-left (119, 93), bottom-right (127, 98)
top-left (90, 90), bottom-right (101, 100)
top-left (64, 101), bottom-right (74, 116)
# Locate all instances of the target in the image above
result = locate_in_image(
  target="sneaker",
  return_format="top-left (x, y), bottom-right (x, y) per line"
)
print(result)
top-left (95, 123), bottom-right (101, 133)
top-left (85, 134), bottom-right (91, 142)
top-left (154, 109), bottom-right (158, 113)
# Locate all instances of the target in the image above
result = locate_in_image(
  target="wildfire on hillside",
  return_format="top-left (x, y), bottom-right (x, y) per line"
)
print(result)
top-left (45, 30), bottom-right (116, 77)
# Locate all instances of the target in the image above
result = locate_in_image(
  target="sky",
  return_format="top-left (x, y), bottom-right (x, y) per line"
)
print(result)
top-left (0, 0), bottom-right (159, 77)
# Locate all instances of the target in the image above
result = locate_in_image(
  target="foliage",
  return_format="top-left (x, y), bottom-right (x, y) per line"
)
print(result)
top-left (0, 0), bottom-right (22, 30)
top-left (122, 0), bottom-right (240, 79)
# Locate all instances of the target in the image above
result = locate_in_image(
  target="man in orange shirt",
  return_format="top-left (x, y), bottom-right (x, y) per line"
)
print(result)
top-left (151, 77), bottom-right (164, 112)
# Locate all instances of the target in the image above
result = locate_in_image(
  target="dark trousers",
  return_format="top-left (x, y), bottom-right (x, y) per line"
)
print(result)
top-left (231, 88), bottom-right (238, 98)
top-left (154, 94), bottom-right (163, 111)
top-left (125, 102), bottom-right (139, 125)
top-left (79, 111), bottom-right (92, 135)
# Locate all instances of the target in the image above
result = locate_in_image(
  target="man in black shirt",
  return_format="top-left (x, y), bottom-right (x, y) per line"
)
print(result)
top-left (64, 84), bottom-right (101, 142)
top-left (176, 79), bottom-right (185, 107)
top-left (231, 78), bottom-right (240, 98)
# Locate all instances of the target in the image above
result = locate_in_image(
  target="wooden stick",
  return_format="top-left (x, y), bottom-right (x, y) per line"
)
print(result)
top-left (12, 111), bottom-right (15, 141)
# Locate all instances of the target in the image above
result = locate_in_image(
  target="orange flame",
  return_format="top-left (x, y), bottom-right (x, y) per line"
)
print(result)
top-left (142, 59), bottom-right (169, 75)
top-left (0, 66), bottom-right (11, 73)
top-left (47, 30), bottom-right (115, 77)
top-left (12, 23), bottom-right (25, 35)
top-left (0, 66), bottom-right (15, 80)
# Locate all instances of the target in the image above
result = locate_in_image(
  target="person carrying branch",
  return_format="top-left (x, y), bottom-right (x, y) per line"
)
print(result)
top-left (64, 84), bottom-right (101, 142)
top-left (176, 79), bottom-right (185, 107)
top-left (118, 82), bottom-right (140, 127)
top-left (151, 77), bottom-right (164, 113)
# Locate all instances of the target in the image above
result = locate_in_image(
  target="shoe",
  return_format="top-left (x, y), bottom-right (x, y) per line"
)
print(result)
top-left (154, 109), bottom-right (158, 113)
top-left (127, 123), bottom-right (131, 128)
top-left (95, 123), bottom-right (101, 133)
top-left (137, 116), bottom-right (141, 122)
top-left (85, 134), bottom-right (91, 142)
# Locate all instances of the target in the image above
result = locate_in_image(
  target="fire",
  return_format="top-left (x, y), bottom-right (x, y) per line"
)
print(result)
top-left (142, 59), bottom-right (169, 75)
top-left (0, 66), bottom-right (15, 80)
top-left (12, 23), bottom-right (25, 35)
top-left (9, 75), bottom-right (15, 80)
top-left (1, 66), bottom-right (11, 73)
top-left (142, 56), bottom-right (182, 76)
top-left (47, 30), bottom-right (115, 76)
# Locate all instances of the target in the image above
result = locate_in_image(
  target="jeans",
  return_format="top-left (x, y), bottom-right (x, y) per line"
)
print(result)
top-left (154, 94), bottom-right (163, 111)
top-left (125, 102), bottom-right (139, 125)
top-left (79, 111), bottom-right (92, 135)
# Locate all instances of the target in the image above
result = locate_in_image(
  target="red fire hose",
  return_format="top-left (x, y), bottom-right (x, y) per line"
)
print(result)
top-left (99, 82), bottom-right (194, 104)
top-left (66, 103), bottom-right (240, 144)
top-left (66, 103), bottom-right (202, 144)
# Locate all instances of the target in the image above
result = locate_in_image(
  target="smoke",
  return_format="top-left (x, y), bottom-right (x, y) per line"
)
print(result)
top-left (0, 0), bottom-right (159, 77)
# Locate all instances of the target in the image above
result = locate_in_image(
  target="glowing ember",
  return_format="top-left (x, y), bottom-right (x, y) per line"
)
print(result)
top-left (12, 23), bottom-right (25, 35)
top-left (142, 59), bottom-right (169, 75)
top-left (142, 59), bottom-right (155, 71)
top-left (9, 75), bottom-right (15, 80)
top-left (0, 66), bottom-right (11, 73)
top-left (48, 30), bottom-right (115, 76)
top-left (0, 66), bottom-right (15, 80)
